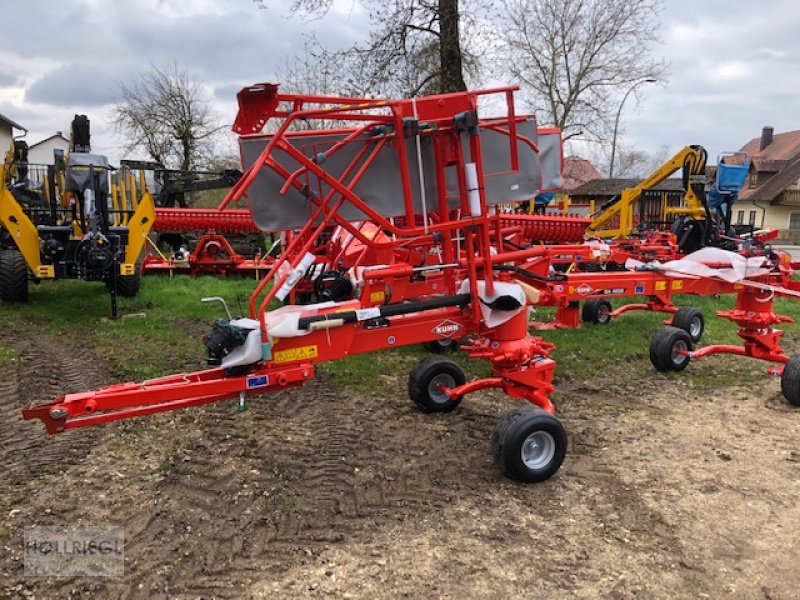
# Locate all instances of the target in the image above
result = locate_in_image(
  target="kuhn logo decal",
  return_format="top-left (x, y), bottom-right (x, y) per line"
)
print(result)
top-left (432, 320), bottom-right (463, 338)
top-left (576, 284), bottom-right (593, 296)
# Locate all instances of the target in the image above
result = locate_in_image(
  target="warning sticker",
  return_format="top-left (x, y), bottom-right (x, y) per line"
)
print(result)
top-left (671, 280), bottom-right (683, 290)
top-left (273, 344), bottom-right (319, 364)
top-left (369, 291), bottom-right (386, 303)
top-left (356, 307), bottom-right (382, 321)
top-left (655, 281), bottom-right (667, 292)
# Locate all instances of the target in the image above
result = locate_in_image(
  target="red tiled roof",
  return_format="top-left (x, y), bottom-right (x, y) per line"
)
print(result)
top-left (736, 129), bottom-right (800, 202)
top-left (562, 157), bottom-right (602, 190)
top-left (740, 130), bottom-right (800, 162)
top-left (739, 157), bottom-right (800, 202)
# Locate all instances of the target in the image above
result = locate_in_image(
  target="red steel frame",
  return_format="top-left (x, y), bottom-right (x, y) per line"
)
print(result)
top-left (23, 86), bottom-right (565, 434)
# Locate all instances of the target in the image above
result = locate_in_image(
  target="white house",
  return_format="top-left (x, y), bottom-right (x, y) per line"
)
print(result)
top-left (0, 111), bottom-right (26, 157)
top-left (27, 132), bottom-right (69, 165)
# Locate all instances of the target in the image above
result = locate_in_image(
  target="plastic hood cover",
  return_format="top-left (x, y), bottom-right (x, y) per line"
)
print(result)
top-left (625, 247), bottom-right (769, 283)
top-left (458, 280), bottom-right (526, 328)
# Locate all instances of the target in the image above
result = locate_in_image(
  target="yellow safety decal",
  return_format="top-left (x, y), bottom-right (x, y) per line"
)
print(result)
top-left (34, 265), bottom-right (55, 278)
top-left (370, 290), bottom-right (385, 303)
top-left (273, 344), bottom-right (319, 364)
top-left (120, 263), bottom-right (135, 276)
top-left (671, 280), bottom-right (683, 290)
top-left (655, 281), bottom-right (667, 292)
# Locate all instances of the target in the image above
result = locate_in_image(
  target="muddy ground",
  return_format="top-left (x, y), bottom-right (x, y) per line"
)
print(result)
top-left (1, 328), bottom-right (799, 599)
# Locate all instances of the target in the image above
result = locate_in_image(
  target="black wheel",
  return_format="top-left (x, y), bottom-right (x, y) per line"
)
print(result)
top-left (671, 307), bottom-right (704, 343)
top-left (581, 298), bottom-right (612, 324)
top-left (107, 267), bottom-right (141, 297)
top-left (408, 356), bottom-right (466, 413)
top-left (780, 354), bottom-right (800, 407)
top-left (0, 249), bottom-right (29, 302)
top-left (491, 406), bottom-right (567, 483)
top-left (422, 338), bottom-right (458, 354)
top-left (649, 326), bottom-right (692, 372)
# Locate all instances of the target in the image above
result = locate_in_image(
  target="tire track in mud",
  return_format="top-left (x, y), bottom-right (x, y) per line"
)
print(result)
top-left (106, 377), bottom-right (475, 597)
top-left (0, 333), bottom-right (110, 511)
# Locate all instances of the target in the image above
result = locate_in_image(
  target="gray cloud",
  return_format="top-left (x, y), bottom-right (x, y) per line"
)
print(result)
top-left (26, 64), bottom-right (120, 107)
top-left (0, 71), bottom-right (18, 87)
top-left (1, 0), bottom-right (797, 166)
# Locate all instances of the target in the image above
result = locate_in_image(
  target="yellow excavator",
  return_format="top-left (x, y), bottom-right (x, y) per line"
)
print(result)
top-left (586, 145), bottom-right (708, 239)
top-left (0, 115), bottom-right (154, 314)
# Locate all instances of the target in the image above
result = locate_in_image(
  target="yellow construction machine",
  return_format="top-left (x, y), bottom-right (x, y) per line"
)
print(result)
top-left (0, 115), bottom-right (154, 314)
top-left (586, 145), bottom-right (708, 239)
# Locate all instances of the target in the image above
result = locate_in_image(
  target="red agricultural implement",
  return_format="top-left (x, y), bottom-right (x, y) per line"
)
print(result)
top-left (143, 207), bottom-right (273, 277)
top-left (20, 84), bottom-right (800, 485)
top-left (24, 84), bottom-right (581, 483)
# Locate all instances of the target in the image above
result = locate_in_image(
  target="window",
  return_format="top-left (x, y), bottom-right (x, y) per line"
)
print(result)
top-left (789, 213), bottom-right (800, 230)
top-left (749, 210), bottom-right (757, 225)
top-left (736, 210), bottom-right (745, 225)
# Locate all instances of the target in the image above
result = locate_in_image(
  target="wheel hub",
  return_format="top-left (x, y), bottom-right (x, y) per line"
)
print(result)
top-left (689, 317), bottom-right (702, 338)
top-left (672, 340), bottom-right (689, 365)
top-left (428, 373), bottom-right (455, 404)
top-left (520, 431), bottom-right (556, 470)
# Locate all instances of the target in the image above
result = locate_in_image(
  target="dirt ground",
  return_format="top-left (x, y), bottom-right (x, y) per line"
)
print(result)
top-left (1, 328), bottom-right (799, 599)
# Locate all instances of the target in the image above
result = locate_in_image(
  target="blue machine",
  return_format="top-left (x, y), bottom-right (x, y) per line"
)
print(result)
top-left (706, 151), bottom-right (750, 213)
top-left (533, 191), bottom-right (555, 214)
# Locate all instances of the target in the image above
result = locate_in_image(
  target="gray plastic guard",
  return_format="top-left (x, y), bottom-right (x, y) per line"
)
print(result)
top-left (241, 132), bottom-right (437, 232)
top-left (66, 152), bottom-right (111, 196)
top-left (537, 130), bottom-right (564, 192)
top-left (241, 117), bottom-right (560, 232)
top-left (444, 118), bottom-right (542, 205)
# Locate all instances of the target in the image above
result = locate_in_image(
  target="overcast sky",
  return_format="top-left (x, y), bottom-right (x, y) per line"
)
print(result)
top-left (1, 0), bottom-right (798, 170)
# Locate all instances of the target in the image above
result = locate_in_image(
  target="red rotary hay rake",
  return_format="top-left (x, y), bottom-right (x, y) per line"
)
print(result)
top-left (24, 85), bottom-right (579, 482)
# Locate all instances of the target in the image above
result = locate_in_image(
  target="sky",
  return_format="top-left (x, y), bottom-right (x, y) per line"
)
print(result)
top-left (0, 0), bottom-right (798, 170)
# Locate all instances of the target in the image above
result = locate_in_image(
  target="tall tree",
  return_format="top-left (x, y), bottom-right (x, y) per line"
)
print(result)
top-left (500, 0), bottom-right (665, 141)
top-left (113, 64), bottom-right (224, 171)
top-left (269, 0), bottom-right (477, 97)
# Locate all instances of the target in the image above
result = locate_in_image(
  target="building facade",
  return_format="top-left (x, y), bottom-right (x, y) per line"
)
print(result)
top-left (27, 132), bottom-right (70, 165)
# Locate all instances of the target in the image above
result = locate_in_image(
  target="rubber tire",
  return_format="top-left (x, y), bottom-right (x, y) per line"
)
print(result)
top-left (422, 338), bottom-right (458, 354)
top-left (581, 298), bottom-right (612, 325)
top-left (780, 354), bottom-right (800, 407)
top-left (491, 406), bottom-right (567, 483)
top-left (107, 268), bottom-right (141, 298)
top-left (649, 326), bottom-right (692, 372)
top-left (0, 249), bottom-right (29, 302)
top-left (408, 356), bottom-right (466, 413)
top-left (671, 307), bottom-right (704, 343)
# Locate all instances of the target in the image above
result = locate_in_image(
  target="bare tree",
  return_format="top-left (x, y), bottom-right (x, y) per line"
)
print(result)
top-left (271, 36), bottom-right (367, 130)
top-left (263, 1), bottom-right (483, 97)
top-left (500, 0), bottom-right (666, 141)
top-left (606, 143), bottom-right (672, 178)
top-left (113, 64), bottom-right (224, 171)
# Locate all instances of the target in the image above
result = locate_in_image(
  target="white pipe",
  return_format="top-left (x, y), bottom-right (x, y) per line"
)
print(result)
top-left (465, 162), bottom-right (481, 217)
top-left (275, 252), bottom-right (315, 301)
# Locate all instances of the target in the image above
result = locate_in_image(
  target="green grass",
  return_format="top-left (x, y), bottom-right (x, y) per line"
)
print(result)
top-left (0, 276), bottom-right (262, 379)
top-left (0, 344), bottom-right (21, 367)
top-left (4, 277), bottom-right (800, 396)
